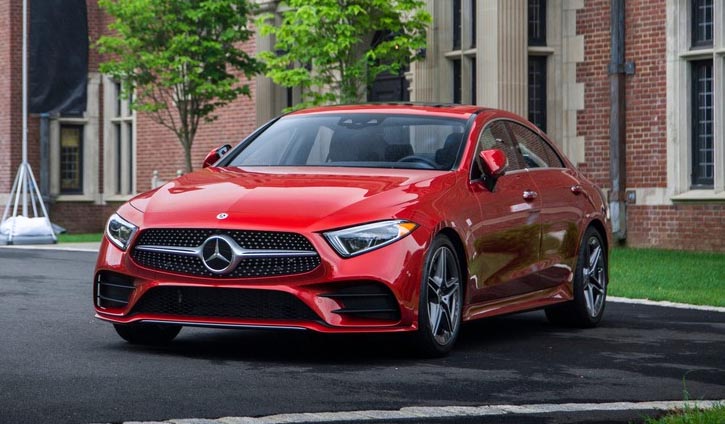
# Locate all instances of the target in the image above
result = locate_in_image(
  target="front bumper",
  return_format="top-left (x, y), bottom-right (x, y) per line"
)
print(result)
top-left (93, 227), bottom-right (430, 334)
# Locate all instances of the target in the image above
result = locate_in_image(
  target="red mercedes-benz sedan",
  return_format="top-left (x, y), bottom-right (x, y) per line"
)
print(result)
top-left (94, 104), bottom-right (611, 356)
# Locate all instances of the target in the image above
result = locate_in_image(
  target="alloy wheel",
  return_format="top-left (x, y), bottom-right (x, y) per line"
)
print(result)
top-left (582, 235), bottom-right (607, 318)
top-left (426, 245), bottom-right (461, 346)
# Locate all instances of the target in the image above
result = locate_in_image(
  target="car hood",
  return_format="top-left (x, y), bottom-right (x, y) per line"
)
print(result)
top-left (128, 166), bottom-right (448, 232)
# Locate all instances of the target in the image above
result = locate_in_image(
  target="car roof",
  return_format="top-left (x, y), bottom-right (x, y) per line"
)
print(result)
top-left (286, 103), bottom-right (491, 120)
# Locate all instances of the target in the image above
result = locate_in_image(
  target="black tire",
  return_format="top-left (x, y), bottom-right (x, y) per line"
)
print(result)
top-left (546, 227), bottom-right (608, 328)
top-left (414, 235), bottom-right (463, 357)
top-left (113, 323), bottom-right (182, 345)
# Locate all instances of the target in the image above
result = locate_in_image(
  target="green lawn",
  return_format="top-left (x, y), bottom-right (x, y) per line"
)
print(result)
top-left (610, 247), bottom-right (725, 307)
top-left (57, 232), bottom-right (103, 243)
top-left (54, 235), bottom-right (723, 307)
top-left (644, 403), bottom-right (725, 424)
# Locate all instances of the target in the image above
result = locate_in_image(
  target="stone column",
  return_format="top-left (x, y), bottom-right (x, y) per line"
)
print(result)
top-left (255, 0), bottom-right (283, 125)
top-left (476, 0), bottom-right (527, 115)
top-left (410, 0), bottom-right (447, 102)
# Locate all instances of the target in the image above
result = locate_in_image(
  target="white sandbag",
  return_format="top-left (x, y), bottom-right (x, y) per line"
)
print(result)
top-left (0, 216), bottom-right (54, 237)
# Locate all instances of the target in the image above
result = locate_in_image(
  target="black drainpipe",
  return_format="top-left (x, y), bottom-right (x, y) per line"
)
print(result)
top-left (608, 0), bottom-right (634, 241)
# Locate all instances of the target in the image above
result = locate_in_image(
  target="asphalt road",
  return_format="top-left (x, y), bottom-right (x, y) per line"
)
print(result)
top-left (0, 247), bottom-right (723, 424)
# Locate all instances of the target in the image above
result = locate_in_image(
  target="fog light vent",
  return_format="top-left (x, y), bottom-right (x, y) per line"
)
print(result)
top-left (320, 282), bottom-right (400, 322)
top-left (96, 271), bottom-right (135, 309)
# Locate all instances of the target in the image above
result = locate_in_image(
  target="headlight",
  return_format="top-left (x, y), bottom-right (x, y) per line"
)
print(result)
top-left (105, 213), bottom-right (138, 251)
top-left (323, 220), bottom-right (418, 258)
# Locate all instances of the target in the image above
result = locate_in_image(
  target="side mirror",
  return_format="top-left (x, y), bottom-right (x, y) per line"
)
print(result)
top-left (202, 144), bottom-right (232, 168)
top-left (479, 148), bottom-right (508, 179)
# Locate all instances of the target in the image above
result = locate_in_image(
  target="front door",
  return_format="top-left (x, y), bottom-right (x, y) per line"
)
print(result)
top-left (466, 121), bottom-right (543, 304)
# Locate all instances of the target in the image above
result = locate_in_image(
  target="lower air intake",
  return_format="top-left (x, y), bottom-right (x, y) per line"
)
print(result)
top-left (130, 286), bottom-right (320, 321)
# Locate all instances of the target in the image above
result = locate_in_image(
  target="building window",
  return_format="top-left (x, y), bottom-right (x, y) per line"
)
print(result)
top-left (527, 0), bottom-right (548, 132)
top-left (452, 59), bottom-right (462, 104)
top-left (668, 0), bottom-right (723, 197)
top-left (528, 56), bottom-right (547, 132)
top-left (104, 78), bottom-right (135, 197)
top-left (111, 82), bottom-right (134, 195)
top-left (691, 60), bottom-right (714, 188)
top-left (528, 0), bottom-right (547, 46)
top-left (60, 125), bottom-right (83, 194)
top-left (471, 57), bottom-right (477, 105)
top-left (691, 0), bottom-right (713, 47)
top-left (453, 0), bottom-right (462, 50)
top-left (447, 0), bottom-right (475, 104)
top-left (470, 0), bottom-right (476, 48)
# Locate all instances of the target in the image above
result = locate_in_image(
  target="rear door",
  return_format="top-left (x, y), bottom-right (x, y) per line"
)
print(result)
top-left (507, 121), bottom-right (585, 288)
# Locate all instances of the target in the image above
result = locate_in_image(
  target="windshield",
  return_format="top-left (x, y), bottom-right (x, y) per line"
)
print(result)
top-left (226, 113), bottom-right (468, 170)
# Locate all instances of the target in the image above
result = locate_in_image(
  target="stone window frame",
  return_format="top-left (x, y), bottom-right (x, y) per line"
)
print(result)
top-left (444, 0), bottom-right (476, 105)
top-left (102, 75), bottom-right (137, 201)
top-left (667, 0), bottom-right (725, 201)
top-left (49, 73), bottom-right (100, 202)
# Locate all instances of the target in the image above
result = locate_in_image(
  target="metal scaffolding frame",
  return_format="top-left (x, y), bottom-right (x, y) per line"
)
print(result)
top-left (0, 0), bottom-right (56, 245)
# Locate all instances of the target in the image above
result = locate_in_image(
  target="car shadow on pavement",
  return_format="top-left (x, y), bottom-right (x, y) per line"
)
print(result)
top-left (108, 311), bottom-right (573, 364)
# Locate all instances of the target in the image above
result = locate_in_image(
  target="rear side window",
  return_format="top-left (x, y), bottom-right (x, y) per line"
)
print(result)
top-left (508, 122), bottom-right (564, 168)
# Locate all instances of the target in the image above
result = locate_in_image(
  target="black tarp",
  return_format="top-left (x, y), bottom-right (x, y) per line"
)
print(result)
top-left (29, 0), bottom-right (88, 115)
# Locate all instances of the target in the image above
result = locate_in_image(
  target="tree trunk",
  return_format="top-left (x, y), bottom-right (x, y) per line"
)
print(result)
top-left (181, 134), bottom-right (193, 174)
top-left (183, 145), bottom-right (193, 174)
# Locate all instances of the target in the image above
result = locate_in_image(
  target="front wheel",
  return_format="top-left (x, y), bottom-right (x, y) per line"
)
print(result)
top-left (546, 227), bottom-right (608, 327)
top-left (113, 323), bottom-right (182, 345)
top-left (414, 235), bottom-right (463, 357)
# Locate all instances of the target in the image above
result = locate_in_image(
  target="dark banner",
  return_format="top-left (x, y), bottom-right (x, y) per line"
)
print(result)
top-left (29, 0), bottom-right (89, 115)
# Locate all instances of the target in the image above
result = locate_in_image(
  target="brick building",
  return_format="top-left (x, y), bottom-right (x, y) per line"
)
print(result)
top-left (1, 0), bottom-right (723, 251)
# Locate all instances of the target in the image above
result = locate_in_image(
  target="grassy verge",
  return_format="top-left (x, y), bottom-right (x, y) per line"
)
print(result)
top-left (53, 237), bottom-right (723, 307)
top-left (644, 403), bottom-right (725, 423)
top-left (57, 233), bottom-right (103, 243)
top-left (610, 247), bottom-right (725, 307)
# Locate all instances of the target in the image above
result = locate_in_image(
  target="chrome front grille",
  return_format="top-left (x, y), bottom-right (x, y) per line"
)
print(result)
top-left (131, 229), bottom-right (321, 278)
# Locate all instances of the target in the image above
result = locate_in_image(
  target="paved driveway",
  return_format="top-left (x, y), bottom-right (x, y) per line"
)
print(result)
top-left (0, 247), bottom-right (723, 424)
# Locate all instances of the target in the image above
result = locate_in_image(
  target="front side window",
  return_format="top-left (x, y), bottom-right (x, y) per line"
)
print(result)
top-left (471, 121), bottom-right (524, 180)
top-left (227, 114), bottom-right (468, 171)
top-left (60, 125), bottom-right (83, 193)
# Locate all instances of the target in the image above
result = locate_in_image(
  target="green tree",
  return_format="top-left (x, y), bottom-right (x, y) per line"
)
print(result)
top-left (97, 0), bottom-right (261, 173)
top-left (258, 0), bottom-right (431, 109)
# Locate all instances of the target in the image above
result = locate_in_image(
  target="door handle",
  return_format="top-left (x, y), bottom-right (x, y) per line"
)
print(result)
top-left (522, 190), bottom-right (538, 201)
top-left (570, 184), bottom-right (583, 195)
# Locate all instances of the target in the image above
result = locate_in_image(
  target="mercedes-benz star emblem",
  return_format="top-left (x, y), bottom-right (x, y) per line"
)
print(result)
top-left (216, 212), bottom-right (228, 220)
top-left (201, 235), bottom-right (236, 274)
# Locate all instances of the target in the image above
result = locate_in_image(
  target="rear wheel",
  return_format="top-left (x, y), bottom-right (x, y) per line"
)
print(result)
top-left (113, 323), bottom-right (182, 345)
top-left (415, 235), bottom-right (463, 357)
top-left (546, 227), bottom-right (608, 327)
